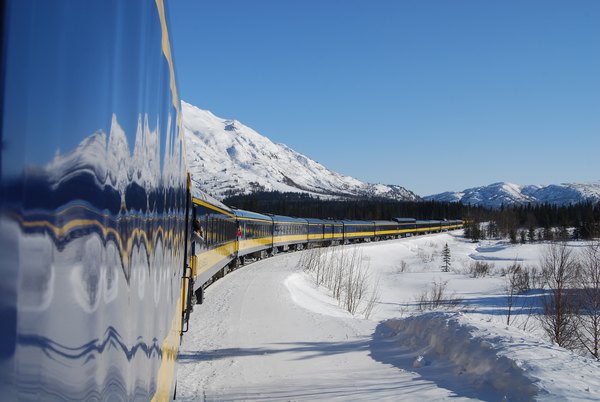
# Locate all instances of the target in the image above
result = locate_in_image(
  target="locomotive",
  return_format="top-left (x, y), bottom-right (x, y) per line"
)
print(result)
top-left (0, 1), bottom-right (462, 400)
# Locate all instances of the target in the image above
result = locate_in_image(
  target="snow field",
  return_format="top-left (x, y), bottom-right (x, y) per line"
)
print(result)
top-left (177, 232), bottom-right (600, 401)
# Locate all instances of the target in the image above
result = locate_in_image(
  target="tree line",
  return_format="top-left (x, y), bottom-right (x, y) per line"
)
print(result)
top-left (464, 201), bottom-right (600, 241)
top-left (224, 191), bottom-right (483, 220)
top-left (224, 191), bottom-right (599, 240)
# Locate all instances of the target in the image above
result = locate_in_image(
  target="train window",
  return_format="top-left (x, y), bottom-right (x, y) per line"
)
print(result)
top-left (218, 218), bottom-right (222, 243)
top-left (213, 218), bottom-right (217, 244)
top-left (213, 217), bottom-right (217, 244)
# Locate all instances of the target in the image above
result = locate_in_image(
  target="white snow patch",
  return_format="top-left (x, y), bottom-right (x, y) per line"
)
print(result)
top-left (375, 312), bottom-right (600, 401)
top-left (284, 272), bottom-right (352, 318)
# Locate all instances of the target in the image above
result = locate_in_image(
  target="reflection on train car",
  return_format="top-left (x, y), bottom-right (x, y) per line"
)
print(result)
top-left (1, 1), bottom-right (187, 400)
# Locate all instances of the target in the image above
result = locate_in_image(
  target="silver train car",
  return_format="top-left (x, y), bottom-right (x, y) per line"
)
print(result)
top-left (1, 1), bottom-right (188, 400)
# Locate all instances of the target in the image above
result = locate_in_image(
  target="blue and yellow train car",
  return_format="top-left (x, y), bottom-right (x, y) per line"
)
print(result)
top-left (447, 219), bottom-right (464, 230)
top-left (393, 218), bottom-right (418, 237)
top-left (234, 208), bottom-right (273, 261)
top-left (374, 220), bottom-right (400, 240)
top-left (327, 220), bottom-right (345, 244)
top-left (190, 190), bottom-right (237, 286)
top-left (341, 220), bottom-right (376, 242)
top-left (416, 220), bottom-right (443, 234)
top-left (306, 218), bottom-right (327, 244)
top-left (271, 215), bottom-right (308, 251)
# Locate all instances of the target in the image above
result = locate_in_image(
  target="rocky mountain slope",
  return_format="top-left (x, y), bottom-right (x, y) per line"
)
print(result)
top-left (182, 101), bottom-right (418, 201)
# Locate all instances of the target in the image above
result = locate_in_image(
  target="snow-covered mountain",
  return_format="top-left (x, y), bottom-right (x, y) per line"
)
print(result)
top-left (425, 181), bottom-right (600, 208)
top-left (182, 101), bottom-right (418, 201)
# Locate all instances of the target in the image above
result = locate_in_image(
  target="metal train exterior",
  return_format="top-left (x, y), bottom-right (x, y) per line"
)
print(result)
top-left (1, 1), bottom-right (188, 400)
top-left (0, 1), bottom-right (463, 400)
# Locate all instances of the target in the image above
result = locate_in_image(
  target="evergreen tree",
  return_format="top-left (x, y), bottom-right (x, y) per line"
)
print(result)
top-left (466, 221), bottom-right (481, 242)
top-left (520, 230), bottom-right (527, 244)
top-left (543, 226), bottom-right (554, 241)
top-left (509, 229), bottom-right (518, 244)
top-left (442, 243), bottom-right (451, 272)
top-left (528, 226), bottom-right (536, 243)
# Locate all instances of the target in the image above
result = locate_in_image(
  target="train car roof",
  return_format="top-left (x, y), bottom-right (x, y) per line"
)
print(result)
top-left (341, 220), bottom-right (375, 225)
top-left (374, 220), bottom-right (398, 225)
top-left (325, 219), bottom-right (344, 226)
top-left (305, 218), bottom-right (328, 224)
top-left (190, 185), bottom-right (233, 215)
top-left (269, 214), bottom-right (307, 224)
top-left (393, 217), bottom-right (417, 223)
top-left (232, 208), bottom-right (272, 221)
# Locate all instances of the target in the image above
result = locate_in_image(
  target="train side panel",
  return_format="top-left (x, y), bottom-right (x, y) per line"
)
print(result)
top-left (0, 1), bottom-right (186, 400)
top-left (342, 220), bottom-right (376, 242)
top-left (191, 198), bottom-right (237, 286)
top-left (271, 215), bottom-right (308, 249)
top-left (234, 209), bottom-right (273, 258)
top-left (374, 220), bottom-right (400, 239)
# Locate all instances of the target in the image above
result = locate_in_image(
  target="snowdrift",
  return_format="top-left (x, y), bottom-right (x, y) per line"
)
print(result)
top-left (372, 312), bottom-right (600, 401)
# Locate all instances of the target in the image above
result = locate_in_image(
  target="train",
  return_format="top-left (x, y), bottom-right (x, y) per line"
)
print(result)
top-left (0, 1), bottom-right (462, 401)
top-left (189, 190), bottom-right (462, 306)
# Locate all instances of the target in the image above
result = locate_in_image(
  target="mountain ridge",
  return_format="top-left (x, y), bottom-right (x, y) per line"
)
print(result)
top-left (182, 101), bottom-right (418, 202)
top-left (182, 101), bottom-right (599, 208)
top-left (425, 181), bottom-right (600, 208)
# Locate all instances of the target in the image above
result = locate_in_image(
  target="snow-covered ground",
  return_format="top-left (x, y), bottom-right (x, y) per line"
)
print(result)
top-left (176, 232), bottom-right (600, 401)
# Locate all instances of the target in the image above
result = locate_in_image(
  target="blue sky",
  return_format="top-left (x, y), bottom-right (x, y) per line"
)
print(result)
top-left (168, 1), bottom-right (600, 196)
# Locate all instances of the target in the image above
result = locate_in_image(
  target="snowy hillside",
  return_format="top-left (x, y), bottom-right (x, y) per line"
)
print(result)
top-left (426, 181), bottom-right (600, 208)
top-left (177, 234), bottom-right (600, 400)
top-left (182, 101), bottom-right (418, 201)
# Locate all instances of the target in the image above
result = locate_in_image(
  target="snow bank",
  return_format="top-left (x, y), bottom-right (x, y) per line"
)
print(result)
top-left (284, 273), bottom-right (353, 318)
top-left (373, 312), bottom-right (600, 401)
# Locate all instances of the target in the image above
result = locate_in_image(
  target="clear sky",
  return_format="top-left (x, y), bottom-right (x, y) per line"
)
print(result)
top-left (167, 1), bottom-right (600, 196)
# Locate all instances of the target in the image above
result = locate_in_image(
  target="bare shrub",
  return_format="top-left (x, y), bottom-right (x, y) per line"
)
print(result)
top-left (297, 247), bottom-right (325, 285)
top-left (505, 262), bottom-right (532, 326)
top-left (506, 262), bottom-right (531, 294)
top-left (362, 276), bottom-right (381, 319)
top-left (396, 260), bottom-right (408, 273)
top-left (540, 242), bottom-right (580, 349)
top-left (415, 279), bottom-right (463, 311)
top-left (416, 249), bottom-right (432, 264)
top-left (469, 261), bottom-right (494, 278)
top-left (528, 265), bottom-right (544, 289)
top-left (576, 241), bottom-right (600, 359)
top-left (298, 246), bottom-right (381, 317)
top-left (341, 248), bottom-right (369, 314)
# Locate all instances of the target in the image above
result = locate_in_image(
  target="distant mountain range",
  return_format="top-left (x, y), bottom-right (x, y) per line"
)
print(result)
top-left (425, 181), bottom-right (600, 208)
top-left (182, 101), bottom-right (418, 201)
top-left (181, 101), bottom-right (599, 208)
